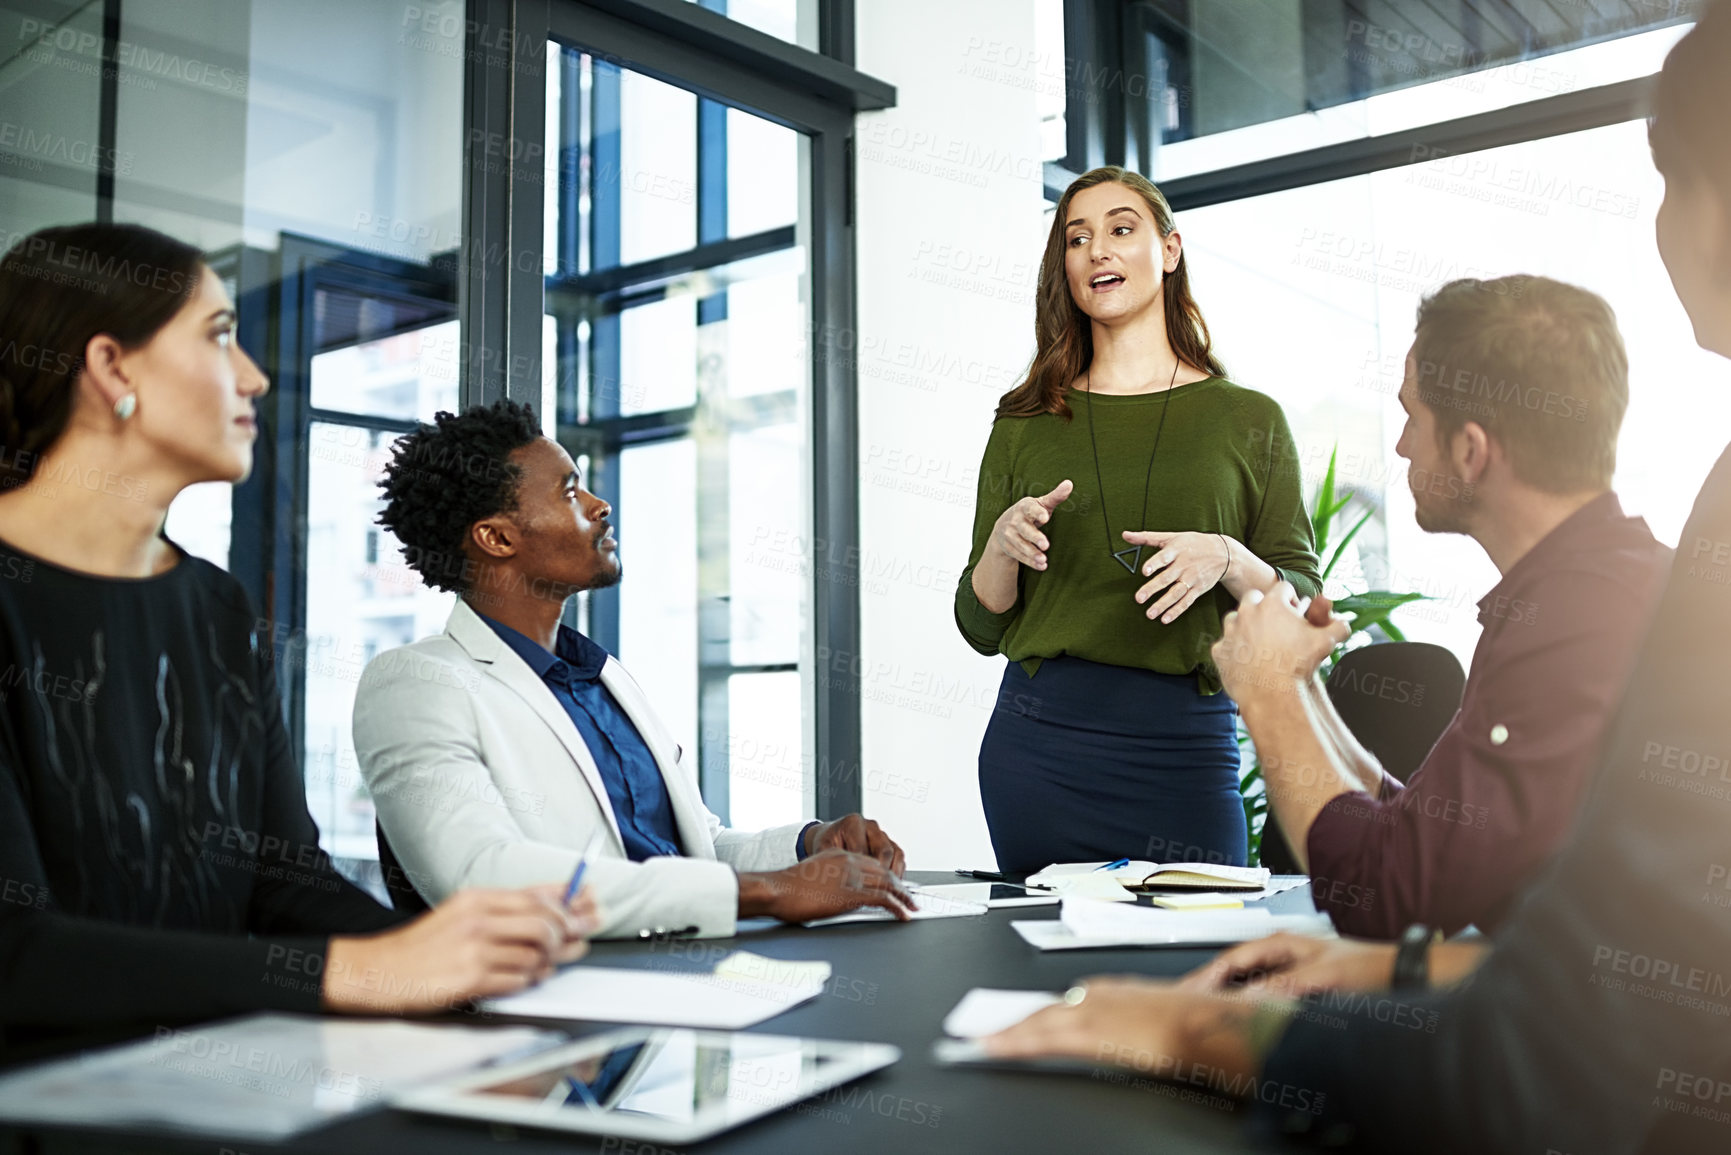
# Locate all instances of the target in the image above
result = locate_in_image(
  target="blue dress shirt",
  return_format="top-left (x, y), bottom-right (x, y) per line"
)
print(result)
top-left (479, 613), bottom-right (684, 862)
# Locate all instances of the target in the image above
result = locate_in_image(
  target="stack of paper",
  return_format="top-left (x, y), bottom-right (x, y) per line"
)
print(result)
top-left (941, 988), bottom-right (1062, 1038)
top-left (1010, 897), bottom-right (1335, 950)
top-left (712, 950), bottom-right (832, 987)
top-left (803, 884), bottom-right (990, 926)
top-left (484, 952), bottom-right (831, 1029)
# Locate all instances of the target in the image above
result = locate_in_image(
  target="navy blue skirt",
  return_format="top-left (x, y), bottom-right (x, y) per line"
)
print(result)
top-left (978, 656), bottom-right (1246, 873)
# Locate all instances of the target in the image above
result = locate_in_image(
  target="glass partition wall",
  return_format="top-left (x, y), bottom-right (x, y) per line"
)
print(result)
top-left (0, 0), bottom-right (882, 888)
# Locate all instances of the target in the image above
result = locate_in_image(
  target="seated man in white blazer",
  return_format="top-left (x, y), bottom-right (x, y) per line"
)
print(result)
top-left (354, 400), bottom-right (913, 938)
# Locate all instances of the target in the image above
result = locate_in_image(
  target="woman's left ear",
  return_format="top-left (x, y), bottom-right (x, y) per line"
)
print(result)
top-left (80, 332), bottom-right (136, 416)
top-left (1164, 230), bottom-right (1183, 273)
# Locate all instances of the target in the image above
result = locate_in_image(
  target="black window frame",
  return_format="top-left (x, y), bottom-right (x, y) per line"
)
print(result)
top-left (1048, 0), bottom-right (1684, 209)
top-left (256, 235), bottom-right (459, 775)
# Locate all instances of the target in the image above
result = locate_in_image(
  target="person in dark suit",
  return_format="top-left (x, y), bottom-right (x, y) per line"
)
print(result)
top-left (985, 8), bottom-right (1731, 1151)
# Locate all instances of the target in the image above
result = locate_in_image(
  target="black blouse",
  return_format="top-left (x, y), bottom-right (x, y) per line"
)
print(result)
top-left (0, 537), bottom-right (404, 1063)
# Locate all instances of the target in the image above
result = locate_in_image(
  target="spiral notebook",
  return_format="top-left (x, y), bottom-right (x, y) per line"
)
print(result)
top-left (1026, 860), bottom-right (1271, 893)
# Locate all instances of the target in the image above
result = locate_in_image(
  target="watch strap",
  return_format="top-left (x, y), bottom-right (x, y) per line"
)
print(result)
top-left (1392, 924), bottom-right (1435, 991)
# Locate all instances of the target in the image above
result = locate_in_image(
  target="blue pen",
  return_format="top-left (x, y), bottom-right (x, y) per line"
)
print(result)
top-left (563, 831), bottom-right (606, 905)
top-left (1094, 858), bottom-right (1131, 873)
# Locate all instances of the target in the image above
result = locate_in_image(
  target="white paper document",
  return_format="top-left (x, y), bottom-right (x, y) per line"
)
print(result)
top-left (912, 881), bottom-right (1061, 909)
top-left (0, 1015), bottom-right (558, 1141)
top-left (483, 958), bottom-right (831, 1029)
top-left (803, 884), bottom-right (990, 927)
top-left (1034, 874), bottom-right (1139, 903)
top-left (1010, 897), bottom-right (1336, 950)
top-left (1237, 874), bottom-right (1313, 901)
top-left (942, 988), bottom-right (1063, 1039)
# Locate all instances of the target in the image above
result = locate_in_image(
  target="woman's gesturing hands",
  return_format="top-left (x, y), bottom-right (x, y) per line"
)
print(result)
top-left (987, 480), bottom-right (1074, 572)
top-left (323, 884), bottom-right (599, 1015)
top-left (1121, 530), bottom-right (1232, 622)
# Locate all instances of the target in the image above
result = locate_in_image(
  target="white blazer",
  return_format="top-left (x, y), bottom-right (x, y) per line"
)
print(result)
top-left (352, 598), bottom-right (806, 938)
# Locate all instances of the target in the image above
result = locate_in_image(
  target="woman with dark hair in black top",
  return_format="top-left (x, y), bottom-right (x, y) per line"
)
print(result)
top-left (0, 223), bottom-right (595, 1066)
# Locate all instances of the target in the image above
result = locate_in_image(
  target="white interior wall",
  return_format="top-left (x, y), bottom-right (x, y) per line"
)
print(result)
top-left (854, 0), bottom-right (1047, 870)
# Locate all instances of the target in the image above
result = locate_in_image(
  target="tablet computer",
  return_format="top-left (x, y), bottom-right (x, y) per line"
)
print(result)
top-left (917, 882), bottom-right (1060, 908)
top-left (392, 1028), bottom-right (900, 1145)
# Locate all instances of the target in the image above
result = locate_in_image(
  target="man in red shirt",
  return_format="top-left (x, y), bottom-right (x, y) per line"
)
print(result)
top-left (1234, 276), bottom-right (1671, 938)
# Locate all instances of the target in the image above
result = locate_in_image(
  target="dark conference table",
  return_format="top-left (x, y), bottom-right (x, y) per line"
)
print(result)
top-left (6, 874), bottom-right (1317, 1155)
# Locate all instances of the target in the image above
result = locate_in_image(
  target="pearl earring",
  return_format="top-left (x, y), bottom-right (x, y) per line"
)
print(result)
top-left (114, 393), bottom-right (137, 421)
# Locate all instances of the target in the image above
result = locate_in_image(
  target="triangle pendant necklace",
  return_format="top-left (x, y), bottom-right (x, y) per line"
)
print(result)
top-left (1083, 358), bottom-right (1178, 575)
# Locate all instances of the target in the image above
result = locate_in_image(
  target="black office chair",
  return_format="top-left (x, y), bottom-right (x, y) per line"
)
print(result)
top-left (376, 820), bottom-right (431, 914)
top-left (1257, 641), bottom-right (1467, 875)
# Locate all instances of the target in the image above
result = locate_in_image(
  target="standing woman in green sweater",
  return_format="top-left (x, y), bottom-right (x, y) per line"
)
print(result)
top-left (957, 167), bottom-right (1321, 872)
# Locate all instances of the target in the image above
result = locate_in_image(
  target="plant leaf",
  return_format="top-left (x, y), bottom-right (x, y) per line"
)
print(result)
top-left (1312, 447), bottom-right (1339, 558)
top-left (1333, 590), bottom-right (1428, 614)
top-left (1322, 505), bottom-right (1375, 581)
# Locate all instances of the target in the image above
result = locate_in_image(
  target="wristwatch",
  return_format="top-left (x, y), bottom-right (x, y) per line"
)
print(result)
top-left (1391, 924), bottom-right (1438, 991)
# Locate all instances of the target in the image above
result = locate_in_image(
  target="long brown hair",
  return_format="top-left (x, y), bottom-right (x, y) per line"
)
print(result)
top-left (0, 223), bottom-right (203, 489)
top-left (996, 166), bottom-right (1225, 420)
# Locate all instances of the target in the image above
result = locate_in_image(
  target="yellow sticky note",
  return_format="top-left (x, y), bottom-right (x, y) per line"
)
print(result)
top-left (1148, 893), bottom-right (1243, 911)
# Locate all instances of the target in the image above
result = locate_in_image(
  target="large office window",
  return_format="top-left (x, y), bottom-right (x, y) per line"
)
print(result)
top-left (543, 43), bottom-right (812, 828)
top-left (0, 0), bottom-right (885, 879)
top-left (1, 0), bottom-right (465, 876)
top-left (300, 298), bottom-right (463, 860)
top-left (1183, 114), bottom-right (1729, 667)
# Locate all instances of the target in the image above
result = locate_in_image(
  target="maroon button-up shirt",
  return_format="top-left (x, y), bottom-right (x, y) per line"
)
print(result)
top-left (1305, 492), bottom-right (1671, 938)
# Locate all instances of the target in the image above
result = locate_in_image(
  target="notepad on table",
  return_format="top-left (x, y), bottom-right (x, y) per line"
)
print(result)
top-left (941, 988), bottom-right (1062, 1038)
top-left (483, 952), bottom-right (831, 1029)
top-left (1027, 860), bottom-right (1271, 893)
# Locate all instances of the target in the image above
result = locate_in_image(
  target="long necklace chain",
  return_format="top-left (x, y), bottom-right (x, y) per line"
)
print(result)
top-left (1083, 358), bottom-right (1179, 574)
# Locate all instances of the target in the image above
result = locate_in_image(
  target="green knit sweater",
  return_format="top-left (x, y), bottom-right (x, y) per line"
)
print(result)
top-left (955, 379), bottom-right (1322, 694)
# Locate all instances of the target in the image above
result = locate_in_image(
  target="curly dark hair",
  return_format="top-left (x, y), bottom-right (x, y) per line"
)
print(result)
top-left (377, 399), bottom-right (544, 594)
